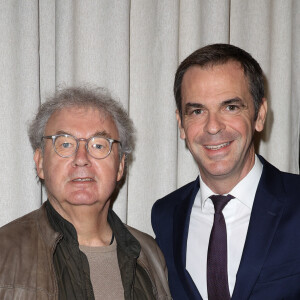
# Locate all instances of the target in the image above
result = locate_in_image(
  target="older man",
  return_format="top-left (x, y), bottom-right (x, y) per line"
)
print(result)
top-left (0, 87), bottom-right (171, 300)
top-left (152, 44), bottom-right (300, 299)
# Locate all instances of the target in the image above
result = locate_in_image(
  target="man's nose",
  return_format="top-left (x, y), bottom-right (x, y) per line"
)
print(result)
top-left (72, 142), bottom-right (91, 167)
top-left (203, 112), bottom-right (226, 135)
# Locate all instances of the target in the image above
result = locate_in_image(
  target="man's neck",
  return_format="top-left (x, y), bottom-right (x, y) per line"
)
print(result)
top-left (48, 198), bottom-right (112, 247)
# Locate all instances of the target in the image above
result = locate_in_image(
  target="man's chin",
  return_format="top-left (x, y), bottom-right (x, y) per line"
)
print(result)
top-left (66, 198), bottom-right (99, 206)
top-left (199, 161), bottom-right (236, 178)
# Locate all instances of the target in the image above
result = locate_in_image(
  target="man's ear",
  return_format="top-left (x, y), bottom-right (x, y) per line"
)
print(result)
top-left (117, 154), bottom-right (125, 182)
top-left (176, 109), bottom-right (186, 140)
top-left (255, 98), bottom-right (268, 132)
top-left (34, 149), bottom-right (45, 180)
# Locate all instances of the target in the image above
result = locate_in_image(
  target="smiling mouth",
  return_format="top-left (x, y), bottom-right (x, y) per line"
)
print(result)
top-left (72, 178), bottom-right (94, 182)
top-left (205, 142), bottom-right (231, 150)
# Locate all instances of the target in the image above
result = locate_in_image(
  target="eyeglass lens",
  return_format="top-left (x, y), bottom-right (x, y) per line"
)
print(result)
top-left (54, 135), bottom-right (111, 159)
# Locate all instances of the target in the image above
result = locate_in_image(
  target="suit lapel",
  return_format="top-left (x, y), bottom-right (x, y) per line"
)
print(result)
top-left (173, 178), bottom-right (203, 300)
top-left (232, 157), bottom-right (286, 299)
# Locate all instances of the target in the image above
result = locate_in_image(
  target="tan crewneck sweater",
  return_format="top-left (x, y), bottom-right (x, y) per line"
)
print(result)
top-left (80, 239), bottom-right (124, 300)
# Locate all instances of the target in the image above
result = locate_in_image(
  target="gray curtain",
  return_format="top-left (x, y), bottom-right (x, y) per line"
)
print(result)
top-left (0, 0), bottom-right (299, 235)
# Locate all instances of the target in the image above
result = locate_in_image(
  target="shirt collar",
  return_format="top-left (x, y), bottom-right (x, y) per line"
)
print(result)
top-left (199, 155), bottom-right (263, 210)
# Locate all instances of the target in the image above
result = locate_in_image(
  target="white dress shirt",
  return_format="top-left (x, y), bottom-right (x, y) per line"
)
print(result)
top-left (186, 155), bottom-right (263, 299)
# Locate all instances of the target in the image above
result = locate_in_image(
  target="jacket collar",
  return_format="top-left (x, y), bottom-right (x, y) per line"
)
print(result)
top-left (108, 209), bottom-right (143, 299)
top-left (173, 178), bottom-right (202, 300)
top-left (45, 201), bottom-right (141, 259)
top-left (232, 155), bottom-right (286, 299)
top-left (45, 200), bottom-right (77, 245)
top-left (37, 202), bottom-right (62, 247)
top-left (107, 208), bottom-right (141, 258)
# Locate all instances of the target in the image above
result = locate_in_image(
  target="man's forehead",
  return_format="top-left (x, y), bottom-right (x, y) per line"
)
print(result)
top-left (44, 105), bottom-right (116, 135)
top-left (184, 60), bottom-right (245, 77)
top-left (180, 61), bottom-right (254, 112)
top-left (182, 62), bottom-right (248, 94)
top-left (52, 105), bottom-right (108, 117)
top-left (47, 105), bottom-right (110, 123)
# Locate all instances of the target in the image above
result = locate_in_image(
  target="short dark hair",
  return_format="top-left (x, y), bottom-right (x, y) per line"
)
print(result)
top-left (174, 43), bottom-right (264, 119)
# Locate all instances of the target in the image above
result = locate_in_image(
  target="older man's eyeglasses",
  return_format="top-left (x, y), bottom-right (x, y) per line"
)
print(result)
top-left (42, 134), bottom-right (121, 160)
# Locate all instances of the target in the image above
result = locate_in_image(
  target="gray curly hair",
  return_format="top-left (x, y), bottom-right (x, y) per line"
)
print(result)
top-left (28, 86), bottom-right (136, 167)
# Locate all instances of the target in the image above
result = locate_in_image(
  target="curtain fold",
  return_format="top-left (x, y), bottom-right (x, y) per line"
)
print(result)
top-left (0, 0), bottom-right (299, 235)
top-left (0, 1), bottom-right (41, 224)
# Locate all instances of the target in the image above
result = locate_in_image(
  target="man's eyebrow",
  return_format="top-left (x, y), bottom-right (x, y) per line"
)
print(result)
top-left (55, 130), bottom-right (70, 135)
top-left (53, 130), bottom-right (111, 138)
top-left (222, 97), bottom-right (245, 106)
top-left (93, 131), bottom-right (111, 138)
top-left (184, 102), bottom-right (205, 113)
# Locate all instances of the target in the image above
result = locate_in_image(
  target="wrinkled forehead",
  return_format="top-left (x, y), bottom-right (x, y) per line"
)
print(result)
top-left (45, 104), bottom-right (117, 135)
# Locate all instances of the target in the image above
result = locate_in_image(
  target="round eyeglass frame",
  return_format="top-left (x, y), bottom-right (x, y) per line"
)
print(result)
top-left (42, 134), bottom-right (122, 160)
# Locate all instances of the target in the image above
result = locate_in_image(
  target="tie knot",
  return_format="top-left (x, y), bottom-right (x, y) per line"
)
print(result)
top-left (209, 194), bottom-right (234, 213)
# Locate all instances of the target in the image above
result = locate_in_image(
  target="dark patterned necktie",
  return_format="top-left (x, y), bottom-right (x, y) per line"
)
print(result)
top-left (207, 194), bottom-right (234, 300)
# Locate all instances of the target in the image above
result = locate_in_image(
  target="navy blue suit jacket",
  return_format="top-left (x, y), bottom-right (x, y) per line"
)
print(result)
top-left (152, 156), bottom-right (300, 299)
